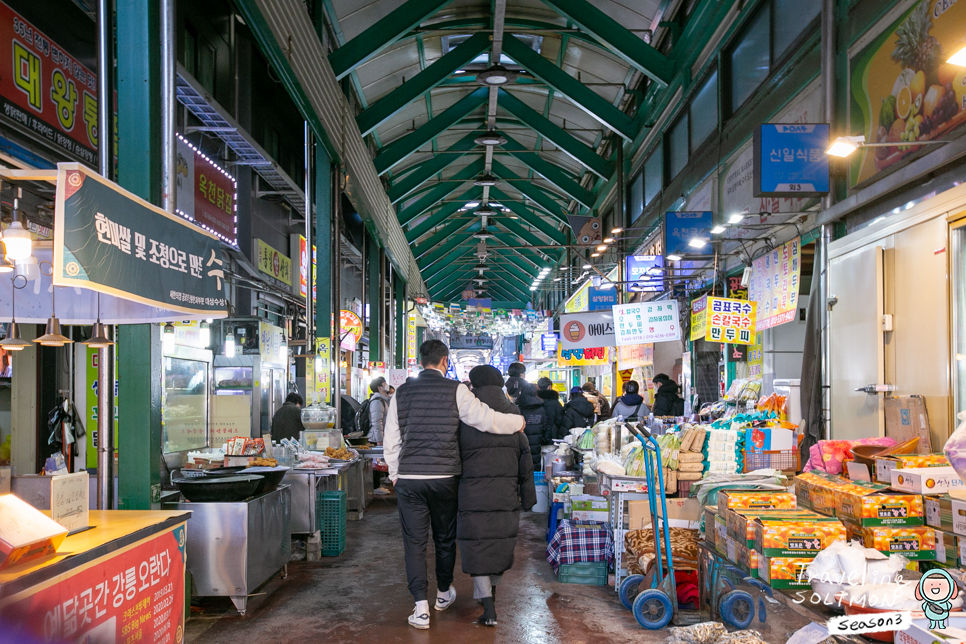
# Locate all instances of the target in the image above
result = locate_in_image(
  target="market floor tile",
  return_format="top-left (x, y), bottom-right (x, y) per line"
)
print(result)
top-left (184, 498), bottom-right (811, 643)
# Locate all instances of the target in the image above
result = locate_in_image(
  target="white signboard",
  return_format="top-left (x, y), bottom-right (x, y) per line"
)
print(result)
top-left (613, 301), bottom-right (681, 346)
top-left (51, 471), bottom-right (89, 533)
top-left (386, 369), bottom-right (408, 389)
top-left (559, 311), bottom-right (615, 350)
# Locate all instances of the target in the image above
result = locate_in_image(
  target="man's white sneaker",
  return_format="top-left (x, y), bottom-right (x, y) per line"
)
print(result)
top-left (408, 606), bottom-right (430, 630)
top-left (435, 587), bottom-right (457, 611)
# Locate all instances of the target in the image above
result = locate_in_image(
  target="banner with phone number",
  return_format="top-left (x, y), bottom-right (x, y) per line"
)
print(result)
top-left (0, 524), bottom-right (186, 644)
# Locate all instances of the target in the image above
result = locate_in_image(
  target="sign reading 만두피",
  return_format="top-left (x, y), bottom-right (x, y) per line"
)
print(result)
top-left (753, 124), bottom-right (830, 197)
top-left (626, 256), bottom-right (664, 292)
top-left (705, 297), bottom-right (757, 345)
top-left (54, 164), bottom-right (227, 315)
top-left (557, 346), bottom-right (609, 367)
top-left (613, 301), bottom-right (681, 346)
top-left (559, 311), bottom-right (615, 350)
top-left (175, 134), bottom-right (237, 245)
top-left (664, 212), bottom-right (713, 257)
top-left (749, 237), bottom-right (801, 329)
top-left (690, 295), bottom-right (708, 341)
top-left (256, 239), bottom-right (292, 286)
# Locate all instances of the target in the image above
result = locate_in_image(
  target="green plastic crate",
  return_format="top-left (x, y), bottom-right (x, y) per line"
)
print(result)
top-left (557, 561), bottom-right (608, 585)
top-left (317, 491), bottom-right (347, 556)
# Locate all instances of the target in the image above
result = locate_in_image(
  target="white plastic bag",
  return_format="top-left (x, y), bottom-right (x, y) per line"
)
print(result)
top-left (944, 410), bottom-right (966, 481)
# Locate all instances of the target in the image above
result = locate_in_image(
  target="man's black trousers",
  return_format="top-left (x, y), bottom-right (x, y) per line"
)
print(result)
top-left (395, 477), bottom-right (459, 602)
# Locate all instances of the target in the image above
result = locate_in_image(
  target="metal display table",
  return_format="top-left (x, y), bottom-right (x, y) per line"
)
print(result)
top-left (283, 469), bottom-right (341, 534)
top-left (163, 484), bottom-right (292, 615)
top-left (346, 458), bottom-right (373, 517)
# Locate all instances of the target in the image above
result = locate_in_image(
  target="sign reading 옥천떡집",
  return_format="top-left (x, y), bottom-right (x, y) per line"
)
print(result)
top-left (0, 2), bottom-right (98, 166)
top-left (665, 212), bottom-right (713, 257)
top-left (753, 124), bottom-right (829, 197)
top-left (613, 301), bottom-right (681, 346)
top-left (690, 295), bottom-right (708, 341)
top-left (559, 311), bottom-right (615, 350)
top-left (54, 165), bottom-right (228, 315)
top-left (849, 0), bottom-right (966, 188)
top-left (256, 239), bottom-right (292, 286)
top-left (175, 134), bottom-right (237, 245)
top-left (749, 237), bottom-right (801, 330)
top-left (705, 297), bottom-right (757, 345)
top-left (557, 346), bottom-right (609, 367)
top-left (0, 524), bottom-right (187, 644)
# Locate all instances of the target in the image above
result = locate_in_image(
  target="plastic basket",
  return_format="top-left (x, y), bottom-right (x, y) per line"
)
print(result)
top-left (317, 491), bottom-right (347, 556)
top-left (534, 471), bottom-right (546, 485)
top-left (743, 448), bottom-right (800, 474)
top-left (557, 561), bottom-right (608, 586)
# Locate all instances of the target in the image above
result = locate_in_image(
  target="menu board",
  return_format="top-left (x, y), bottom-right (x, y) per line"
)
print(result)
top-left (51, 472), bottom-right (89, 533)
top-left (748, 237), bottom-right (801, 329)
top-left (613, 301), bottom-right (681, 346)
top-left (705, 297), bottom-right (757, 345)
top-left (616, 344), bottom-right (653, 370)
top-left (690, 295), bottom-right (708, 341)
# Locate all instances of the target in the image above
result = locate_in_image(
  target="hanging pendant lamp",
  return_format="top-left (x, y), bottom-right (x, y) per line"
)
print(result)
top-left (35, 277), bottom-right (72, 347)
top-left (1, 277), bottom-right (31, 351)
top-left (84, 294), bottom-right (114, 348)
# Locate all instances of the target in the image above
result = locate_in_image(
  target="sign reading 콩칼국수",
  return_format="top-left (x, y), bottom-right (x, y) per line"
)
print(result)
top-left (54, 165), bottom-right (228, 315)
top-left (705, 297), bottom-right (757, 345)
top-left (690, 295), bottom-right (708, 341)
top-left (0, 2), bottom-right (98, 166)
top-left (749, 237), bottom-right (801, 329)
top-left (753, 124), bottom-right (830, 197)
top-left (613, 301), bottom-right (681, 346)
top-left (559, 311), bottom-right (615, 350)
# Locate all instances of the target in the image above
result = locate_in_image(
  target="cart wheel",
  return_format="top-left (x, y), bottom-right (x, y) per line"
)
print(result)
top-left (632, 589), bottom-right (674, 630)
top-left (719, 577), bottom-right (735, 591)
top-left (619, 575), bottom-right (645, 611)
top-left (719, 590), bottom-right (755, 629)
top-left (758, 596), bottom-right (766, 623)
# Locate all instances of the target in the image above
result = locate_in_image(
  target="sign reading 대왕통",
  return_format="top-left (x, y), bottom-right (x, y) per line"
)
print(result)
top-left (54, 164), bottom-right (228, 316)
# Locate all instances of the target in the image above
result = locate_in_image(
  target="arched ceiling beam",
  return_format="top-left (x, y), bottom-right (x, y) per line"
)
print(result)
top-left (428, 261), bottom-right (529, 294)
top-left (412, 215), bottom-right (476, 259)
top-left (491, 160), bottom-right (569, 223)
top-left (538, 0), bottom-right (674, 86)
top-left (374, 87), bottom-right (489, 175)
top-left (496, 90), bottom-right (611, 180)
top-left (496, 131), bottom-right (597, 209)
top-left (417, 225), bottom-right (481, 269)
top-left (434, 270), bottom-right (523, 302)
top-left (502, 35), bottom-right (636, 141)
top-left (328, 0), bottom-right (456, 80)
top-left (397, 157), bottom-right (485, 225)
top-left (388, 133), bottom-right (481, 204)
top-left (408, 18), bottom-right (598, 46)
top-left (423, 246), bottom-right (478, 281)
top-left (488, 187), bottom-right (564, 244)
top-left (406, 185), bottom-right (483, 242)
top-left (357, 32), bottom-right (491, 137)
top-left (492, 216), bottom-right (564, 252)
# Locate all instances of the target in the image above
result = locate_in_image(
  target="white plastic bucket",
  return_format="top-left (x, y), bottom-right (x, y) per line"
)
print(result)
top-left (532, 482), bottom-right (549, 513)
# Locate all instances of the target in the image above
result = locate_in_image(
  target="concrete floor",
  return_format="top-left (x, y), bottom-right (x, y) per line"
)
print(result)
top-left (185, 496), bottom-right (812, 643)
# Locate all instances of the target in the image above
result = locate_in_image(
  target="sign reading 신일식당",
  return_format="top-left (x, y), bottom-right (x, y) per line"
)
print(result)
top-left (753, 124), bottom-right (830, 197)
top-left (613, 301), bottom-right (681, 346)
top-left (705, 297), bottom-right (757, 345)
top-left (54, 164), bottom-right (228, 316)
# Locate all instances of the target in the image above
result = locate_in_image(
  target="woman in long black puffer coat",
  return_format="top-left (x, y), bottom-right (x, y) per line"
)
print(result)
top-left (560, 388), bottom-right (596, 430)
top-left (458, 365), bottom-right (538, 627)
top-left (516, 383), bottom-right (552, 468)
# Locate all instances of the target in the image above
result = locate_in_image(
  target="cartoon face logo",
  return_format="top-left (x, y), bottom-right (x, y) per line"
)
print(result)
top-left (576, 219), bottom-right (602, 246)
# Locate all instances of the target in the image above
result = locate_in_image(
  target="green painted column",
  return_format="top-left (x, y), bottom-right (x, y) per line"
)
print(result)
top-left (315, 147), bottom-right (332, 338)
top-left (367, 233), bottom-right (381, 362)
top-left (116, 0), bottom-right (163, 509)
top-left (394, 277), bottom-right (406, 368)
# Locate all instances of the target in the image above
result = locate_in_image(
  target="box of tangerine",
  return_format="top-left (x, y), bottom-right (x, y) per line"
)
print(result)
top-left (716, 489), bottom-right (796, 515)
top-left (753, 517), bottom-right (847, 557)
top-left (727, 509), bottom-right (820, 547)
top-left (837, 492), bottom-right (924, 527)
top-left (853, 525), bottom-right (937, 560)
top-left (757, 555), bottom-right (812, 589)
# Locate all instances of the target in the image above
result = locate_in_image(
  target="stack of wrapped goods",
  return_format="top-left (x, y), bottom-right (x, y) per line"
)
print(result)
top-left (676, 425), bottom-right (707, 488)
top-left (715, 489), bottom-right (848, 590)
top-left (704, 428), bottom-right (742, 476)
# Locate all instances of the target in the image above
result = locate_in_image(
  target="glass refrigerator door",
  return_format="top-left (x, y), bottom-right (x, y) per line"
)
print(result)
top-left (163, 357), bottom-right (209, 453)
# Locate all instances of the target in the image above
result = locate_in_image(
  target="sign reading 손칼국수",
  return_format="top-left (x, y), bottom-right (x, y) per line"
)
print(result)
top-left (54, 164), bottom-right (228, 316)
top-left (613, 301), bottom-right (681, 346)
top-left (705, 297), bottom-right (757, 345)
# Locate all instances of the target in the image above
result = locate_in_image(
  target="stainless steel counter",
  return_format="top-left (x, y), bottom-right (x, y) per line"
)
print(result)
top-left (282, 469), bottom-right (341, 534)
top-left (163, 484), bottom-right (291, 615)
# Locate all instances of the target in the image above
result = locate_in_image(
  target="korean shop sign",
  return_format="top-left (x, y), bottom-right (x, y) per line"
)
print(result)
top-left (849, 0), bottom-right (966, 188)
top-left (664, 211), bottom-right (713, 257)
top-left (175, 134), bottom-right (237, 245)
top-left (749, 237), bottom-right (801, 330)
top-left (705, 297), bottom-right (757, 345)
top-left (54, 164), bottom-right (227, 315)
top-left (557, 346), bottom-right (609, 367)
top-left (256, 239), bottom-right (292, 286)
top-left (339, 310), bottom-right (363, 351)
top-left (753, 124), bottom-right (830, 197)
top-left (540, 333), bottom-right (558, 353)
top-left (588, 286), bottom-right (617, 311)
top-left (560, 311), bottom-right (615, 350)
top-left (626, 255), bottom-right (664, 292)
top-left (0, 3), bottom-right (97, 165)
top-left (690, 295), bottom-right (708, 341)
top-left (613, 301), bottom-right (681, 346)
top-left (298, 235), bottom-right (317, 299)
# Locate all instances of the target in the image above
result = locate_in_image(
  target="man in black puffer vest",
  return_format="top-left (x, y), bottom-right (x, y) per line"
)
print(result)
top-left (384, 340), bottom-right (525, 631)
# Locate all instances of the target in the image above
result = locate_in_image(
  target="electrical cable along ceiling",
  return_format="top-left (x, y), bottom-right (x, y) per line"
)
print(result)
top-left (321, 0), bottom-right (669, 303)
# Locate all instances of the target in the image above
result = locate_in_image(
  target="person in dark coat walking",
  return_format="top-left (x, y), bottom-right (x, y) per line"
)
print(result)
top-left (504, 362), bottom-right (527, 403)
top-left (611, 380), bottom-right (649, 421)
top-left (652, 373), bottom-right (683, 417)
top-left (560, 387), bottom-right (596, 430)
top-left (536, 377), bottom-right (565, 440)
top-left (270, 393), bottom-right (305, 441)
top-left (516, 382), bottom-right (551, 468)
top-left (458, 365), bottom-right (537, 627)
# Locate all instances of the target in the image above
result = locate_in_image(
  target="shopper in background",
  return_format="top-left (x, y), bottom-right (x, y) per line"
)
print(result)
top-left (358, 377), bottom-right (391, 444)
top-left (536, 377), bottom-right (565, 439)
top-left (560, 387), bottom-right (595, 431)
top-left (457, 365), bottom-right (537, 627)
top-left (612, 380), bottom-right (648, 422)
top-left (270, 392), bottom-right (305, 442)
top-left (384, 340), bottom-right (526, 630)
top-left (652, 373), bottom-right (684, 417)
top-left (582, 382), bottom-right (610, 420)
top-left (516, 382), bottom-right (552, 468)
top-left (504, 362), bottom-right (527, 403)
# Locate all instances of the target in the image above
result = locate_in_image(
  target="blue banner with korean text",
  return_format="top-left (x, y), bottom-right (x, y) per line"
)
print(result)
top-left (53, 164), bottom-right (228, 315)
top-left (664, 211), bottom-right (713, 257)
top-left (754, 124), bottom-right (830, 197)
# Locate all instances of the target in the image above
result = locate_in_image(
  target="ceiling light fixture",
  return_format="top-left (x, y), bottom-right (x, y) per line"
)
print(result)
top-left (0, 279), bottom-right (30, 351)
top-left (667, 254), bottom-right (682, 261)
top-left (689, 238), bottom-right (707, 249)
top-left (582, 264), bottom-right (592, 270)
top-left (162, 322), bottom-right (176, 353)
top-left (949, 45), bottom-right (966, 66)
top-left (474, 206), bottom-right (497, 217)
top-left (474, 173), bottom-right (499, 187)
top-left (225, 331), bottom-right (236, 358)
top-left (35, 277), bottom-right (72, 347)
top-left (473, 231), bottom-right (495, 240)
top-left (711, 226), bottom-right (726, 234)
top-left (529, 285), bottom-right (537, 291)
top-left (474, 131), bottom-right (507, 146)
top-left (611, 228), bottom-right (623, 234)
top-left (464, 201), bottom-right (480, 209)
top-left (476, 64), bottom-right (516, 86)
top-left (827, 134), bottom-right (951, 158)
top-left (728, 214), bottom-right (745, 224)
top-left (591, 252), bottom-right (600, 258)
top-left (84, 294), bottom-right (114, 348)
top-left (603, 237), bottom-right (615, 243)
top-left (595, 245), bottom-right (607, 252)
top-left (0, 255), bottom-right (13, 273)
top-left (2, 220), bottom-right (31, 261)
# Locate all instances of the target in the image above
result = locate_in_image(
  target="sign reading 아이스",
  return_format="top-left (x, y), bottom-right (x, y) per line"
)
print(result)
top-left (559, 311), bottom-right (615, 350)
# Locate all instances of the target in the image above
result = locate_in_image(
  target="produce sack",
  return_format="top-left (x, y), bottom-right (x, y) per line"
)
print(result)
top-left (663, 622), bottom-right (725, 644)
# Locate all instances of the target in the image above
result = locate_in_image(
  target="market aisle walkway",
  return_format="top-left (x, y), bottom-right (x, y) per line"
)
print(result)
top-left (185, 497), bottom-right (810, 643)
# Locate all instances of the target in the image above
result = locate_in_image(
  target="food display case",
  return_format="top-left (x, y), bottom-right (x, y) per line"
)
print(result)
top-left (162, 344), bottom-right (212, 478)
